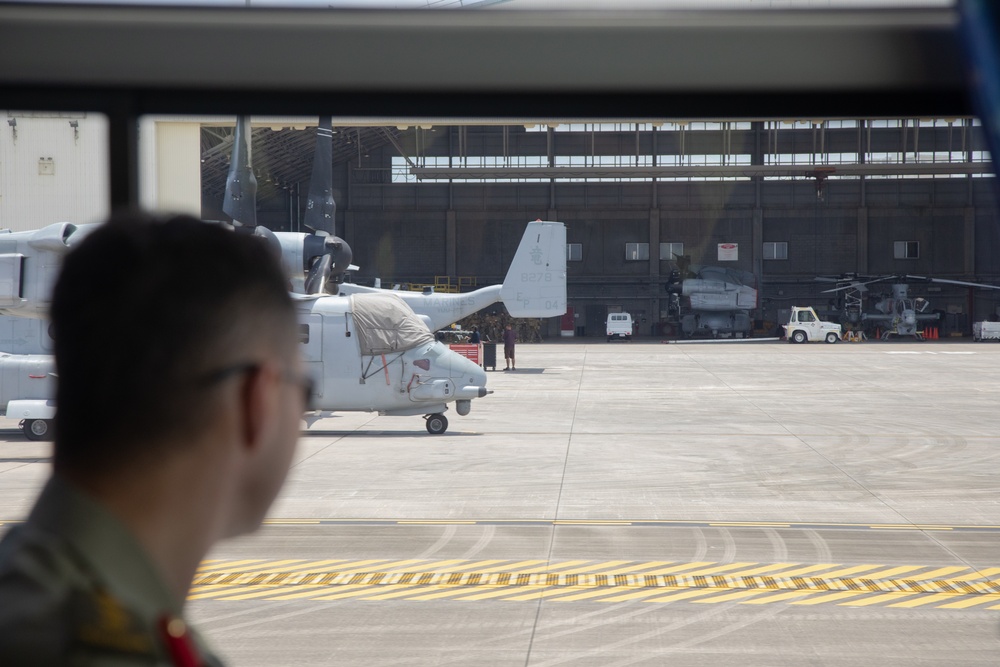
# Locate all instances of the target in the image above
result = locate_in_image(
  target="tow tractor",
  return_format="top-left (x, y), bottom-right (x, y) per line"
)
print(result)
top-left (783, 306), bottom-right (842, 344)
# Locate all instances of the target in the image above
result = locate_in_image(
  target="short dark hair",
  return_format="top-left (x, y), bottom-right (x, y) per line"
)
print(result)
top-left (50, 211), bottom-right (295, 472)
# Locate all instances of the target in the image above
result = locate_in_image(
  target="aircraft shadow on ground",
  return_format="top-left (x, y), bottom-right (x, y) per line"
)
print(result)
top-left (492, 368), bottom-right (546, 374)
top-left (300, 430), bottom-right (484, 439)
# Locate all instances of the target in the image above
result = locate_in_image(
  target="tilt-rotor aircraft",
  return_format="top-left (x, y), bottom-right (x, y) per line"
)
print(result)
top-left (0, 117), bottom-right (566, 438)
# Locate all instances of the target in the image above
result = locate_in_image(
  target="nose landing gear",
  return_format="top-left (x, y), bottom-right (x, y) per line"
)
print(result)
top-left (424, 413), bottom-right (449, 435)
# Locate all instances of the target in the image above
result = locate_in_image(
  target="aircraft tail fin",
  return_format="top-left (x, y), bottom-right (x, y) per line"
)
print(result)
top-left (500, 220), bottom-right (567, 318)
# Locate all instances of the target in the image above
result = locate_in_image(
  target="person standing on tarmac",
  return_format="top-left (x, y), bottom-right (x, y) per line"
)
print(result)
top-left (0, 212), bottom-right (307, 666)
top-left (503, 323), bottom-right (517, 371)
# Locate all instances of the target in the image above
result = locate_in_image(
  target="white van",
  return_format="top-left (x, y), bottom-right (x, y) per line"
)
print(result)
top-left (606, 312), bottom-right (633, 341)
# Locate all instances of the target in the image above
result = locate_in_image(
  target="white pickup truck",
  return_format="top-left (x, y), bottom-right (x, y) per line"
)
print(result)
top-left (783, 306), bottom-right (842, 344)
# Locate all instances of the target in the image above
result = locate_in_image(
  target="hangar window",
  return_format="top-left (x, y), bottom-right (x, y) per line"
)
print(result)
top-left (567, 243), bottom-right (582, 262)
top-left (625, 243), bottom-right (649, 261)
top-left (660, 242), bottom-right (684, 260)
top-left (763, 242), bottom-right (788, 260)
top-left (893, 241), bottom-right (920, 259)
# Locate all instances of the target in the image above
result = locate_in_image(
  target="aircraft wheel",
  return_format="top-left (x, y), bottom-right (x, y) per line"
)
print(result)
top-left (23, 419), bottom-right (53, 441)
top-left (425, 413), bottom-right (448, 435)
top-left (791, 330), bottom-right (807, 344)
top-left (826, 332), bottom-right (839, 344)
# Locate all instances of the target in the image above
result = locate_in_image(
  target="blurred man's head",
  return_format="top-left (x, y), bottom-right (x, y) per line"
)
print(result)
top-left (49, 212), bottom-right (302, 529)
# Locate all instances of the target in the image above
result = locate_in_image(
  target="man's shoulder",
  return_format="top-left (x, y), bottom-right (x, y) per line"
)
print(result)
top-left (0, 524), bottom-right (164, 665)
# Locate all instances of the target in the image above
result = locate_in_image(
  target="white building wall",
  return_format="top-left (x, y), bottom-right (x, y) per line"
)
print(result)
top-left (0, 112), bottom-right (109, 231)
top-left (139, 116), bottom-right (202, 216)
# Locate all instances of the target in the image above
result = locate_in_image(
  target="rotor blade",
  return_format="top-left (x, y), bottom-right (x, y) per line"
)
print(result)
top-left (304, 253), bottom-right (333, 295)
top-left (303, 115), bottom-right (336, 235)
top-left (906, 275), bottom-right (1000, 290)
top-left (222, 115), bottom-right (257, 227)
top-left (820, 278), bottom-right (882, 293)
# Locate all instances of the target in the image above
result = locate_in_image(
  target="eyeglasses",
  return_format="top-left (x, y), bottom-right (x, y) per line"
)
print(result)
top-left (201, 362), bottom-right (315, 412)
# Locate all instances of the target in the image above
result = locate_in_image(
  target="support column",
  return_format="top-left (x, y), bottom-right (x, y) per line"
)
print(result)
top-left (752, 206), bottom-right (763, 325)
top-left (108, 107), bottom-right (139, 211)
top-left (650, 208), bottom-right (660, 335)
top-left (446, 210), bottom-right (457, 277)
top-left (857, 207), bottom-right (869, 274)
top-left (965, 206), bottom-right (975, 277)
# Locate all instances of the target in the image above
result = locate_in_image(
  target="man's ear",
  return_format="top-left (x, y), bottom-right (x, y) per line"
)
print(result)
top-left (238, 365), bottom-right (276, 452)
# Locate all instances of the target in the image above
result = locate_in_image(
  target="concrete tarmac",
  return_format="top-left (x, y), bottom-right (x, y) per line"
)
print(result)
top-left (2, 338), bottom-right (999, 665)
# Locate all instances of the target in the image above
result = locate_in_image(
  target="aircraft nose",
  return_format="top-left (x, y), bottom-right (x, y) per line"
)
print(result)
top-left (454, 350), bottom-right (487, 387)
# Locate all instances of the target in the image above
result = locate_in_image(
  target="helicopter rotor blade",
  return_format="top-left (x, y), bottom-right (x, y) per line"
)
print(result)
top-left (304, 252), bottom-right (334, 295)
top-left (222, 115), bottom-right (258, 228)
top-left (905, 275), bottom-right (1000, 290)
top-left (820, 277), bottom-right (887, 293)
top-left (303, 115), bottom-right (336, 236)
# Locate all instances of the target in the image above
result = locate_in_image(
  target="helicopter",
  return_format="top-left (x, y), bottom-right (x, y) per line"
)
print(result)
top-left (665, 255), bottom-right (758, 339)
top-left (818, 274), bottom-right (1000, 339)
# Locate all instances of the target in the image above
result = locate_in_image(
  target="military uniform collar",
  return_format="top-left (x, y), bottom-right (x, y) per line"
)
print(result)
top-left (29, 474), bottom-right (182, 618)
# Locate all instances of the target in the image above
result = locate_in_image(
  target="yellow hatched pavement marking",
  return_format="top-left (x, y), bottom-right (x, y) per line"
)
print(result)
top-left (206, 559), bottom-right (415, 601)
top-left (549, 586), bottom-right (654, 603)
top-left (245, 559), bottom-right (507, 602)
top-left (498, 561), bottom-right (674, 602)
top-left (495, 586), bottom-right (602, 603)
top-left (888, 594), bottom-right (963, 609)
top-left (690, 589), bottom-right (769, 604)
top-left (357, 559), bottom-right (526, 601)
top-left (642, 589), bottom-right (727, 603)
top-left (196, 559), bottom-right (268, 573)
top-left (194, 558), bottom-right (427, 601)
top-left (186, 557), bottom-right (1000, 608)
top-left (290, 559), bottom-right (512, 602)
top-left (740, 590), bottom-right (818, 605)
top-left (631, 562), bottom-right (714, 576)
top-left (326, 584), bottom-right (432, 601)
top-left (911, 566), bottom-right (970, 580)
top-left (724, 563), bottom-right (797, 577)
top-left (365, 560), bottom-right (545, 600)
top-left (535, 561), bottom-right (758, 603)
top-left (839, 592), bottom-right (920, 607)
top-left (442, 560), bottom-right (596, 601)
top-left (973, 567), bottom-right (1000, 577)
top-left (677, 562), bottom-right (758, 576)
top-left (936, 594), bottom-right (1000, 610)
top-left (189, 558), bottom-right (384, 597)
top-left (790, 591), bottom-right (868, 605)
top-left (802, 564), bottom-right (883, 579)
top-left (378, 560), bottom-right (552, 602)
top-left (759, 563), bottom-right (838, 578)
top-left (596, 587), bottom-right (689, 603)
top-left (858, 565), bottom-right (924, 580)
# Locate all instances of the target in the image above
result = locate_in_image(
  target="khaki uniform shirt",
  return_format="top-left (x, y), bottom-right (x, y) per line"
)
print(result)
top-left (0, 475), bottom-right (225, 666)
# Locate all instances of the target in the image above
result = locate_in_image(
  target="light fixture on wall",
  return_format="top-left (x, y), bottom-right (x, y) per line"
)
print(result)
top-left (7, 117), bottom-right (15, 141)
top-left (69, 119), bottom-right (79, 143)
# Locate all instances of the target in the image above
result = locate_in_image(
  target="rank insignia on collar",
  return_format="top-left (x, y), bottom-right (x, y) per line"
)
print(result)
top-left (71, 588), bottom-right (154, 656)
